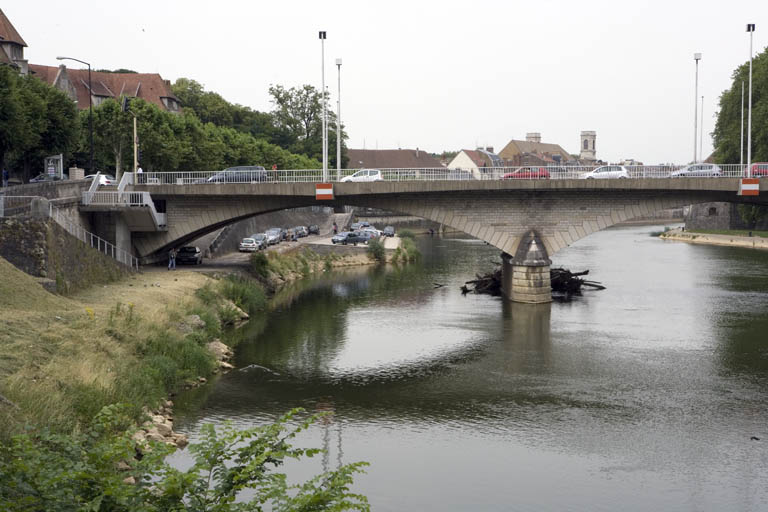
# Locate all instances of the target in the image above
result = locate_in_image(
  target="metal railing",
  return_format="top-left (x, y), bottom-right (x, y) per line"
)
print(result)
top-left (0, 195), bottom-right (38, 217)
top-left (133, 164), bottom-right (759, 185)
top-left (48, 203), bottom-right (139, 270)
top-left (81, 191), bottom-right (166, 230)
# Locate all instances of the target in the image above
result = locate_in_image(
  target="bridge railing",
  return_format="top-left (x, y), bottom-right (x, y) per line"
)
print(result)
top-left (132, 164), bottom-right (756, 184)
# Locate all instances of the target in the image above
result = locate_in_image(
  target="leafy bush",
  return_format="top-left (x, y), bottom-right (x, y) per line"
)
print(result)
top-left (250, 252), bottom-right (269, 277)
top-left (0, 406), bottom-right (370, 511)
top-left (366, 239), bottom-right (386, 263)
top-left (398, 229), bottom-right (416, 240)
top-left (218, 274), bottom-right (266, 314)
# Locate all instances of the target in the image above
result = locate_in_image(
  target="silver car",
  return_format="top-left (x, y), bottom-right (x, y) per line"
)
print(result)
top-left (670, 164), bottom-right (722, 178)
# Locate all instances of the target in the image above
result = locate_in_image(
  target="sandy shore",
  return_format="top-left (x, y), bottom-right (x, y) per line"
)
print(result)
top-left (660, 228), bottom-right (768, 251)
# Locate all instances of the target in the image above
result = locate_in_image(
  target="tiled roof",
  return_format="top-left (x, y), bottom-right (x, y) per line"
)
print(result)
top-left (499, 139), bottom-right (571, 159)
top-left (347, 149), bottom-right (443, 169)
top-left (461, 149), bottom-right (488, 167)
top-left (28, 64), bottom-right (179, 111)
top-left (0, 9), bottom-right (27, 47)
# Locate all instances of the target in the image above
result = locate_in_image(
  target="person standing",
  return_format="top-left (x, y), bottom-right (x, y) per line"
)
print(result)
top-left (2, 168), bottom-right (8, 188)
top-left (168, 247), bottom-right (177, 270)
top-left (333, 221), bottom-right (338, 235)
top-left (136, 164), bottom-right (143, 184)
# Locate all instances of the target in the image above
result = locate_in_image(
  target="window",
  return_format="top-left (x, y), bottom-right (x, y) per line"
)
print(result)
top-left (592, 140), bottom-right (595, 150)
top-left (708, 207), bottom-right (717, 216)
top-left (583, 139), bottom-right (589, 150)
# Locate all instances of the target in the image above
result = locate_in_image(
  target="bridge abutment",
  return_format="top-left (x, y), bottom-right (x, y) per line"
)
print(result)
top-left (501, 231), bottom-right (552, 304)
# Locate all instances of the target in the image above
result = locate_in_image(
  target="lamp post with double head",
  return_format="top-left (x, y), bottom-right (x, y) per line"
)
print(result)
top-left (746, 24), bottom-right (755, 177)
top-left (57, 56), bottom-right (93, 174)
top-left (319, 31), bottom-right (328, 183)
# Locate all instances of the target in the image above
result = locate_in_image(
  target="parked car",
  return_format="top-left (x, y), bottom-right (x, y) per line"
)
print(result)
top-left (501, 167), bottom-right (550, 180)
top-left (349, 222), bottom-right (363, 231)
top-left (265, 228), bottom-right (281, 245)
top-left (580, 165), bottom-right (630, 179)
top-left (239, 238), bottom-right (260, 252)
top-left (294, 226), bottom-right (308, 237)
top-left (250, 233), bottom-right (268, 249)
top-left (750, 163), bottom-right (768, 178)
top-left (340, 169), bottom-right (383, 182)
top-left (308, 224), bottom-right (320, 235)
top-left (83, 174), bottom-right (116, 185)
top-left (206, 166), bottom-right (268, 183)
top-left (331, 231), bottom-right (367, 245)
top-left (176, 246), bottom-right (203, 265)
top-left (670, 164), bottom-right (722, 178)
top-left (358, 230), bottom-right (380, 242)
top-left (383, 226), bottom-right (395, 237)
top-left (30, 173), bottom-right (68, 183)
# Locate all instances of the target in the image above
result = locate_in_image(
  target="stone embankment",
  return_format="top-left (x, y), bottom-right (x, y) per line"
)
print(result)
top-left (661, 228), bottom-right (768, 250)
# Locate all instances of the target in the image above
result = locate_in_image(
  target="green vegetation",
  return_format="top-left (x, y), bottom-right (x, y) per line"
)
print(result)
top-left (398, 229), bottom-right (416, 240)
top-left (0, 406), bottom-right (369, 511)
top-left (366, 238), bottom-right (386, 263)
top-left (650, 226), bottom-right (673, 237)
top-left (218, 274), bottom-right (267, 314)
top-left (713, 46), bottom-right (768, 163)
top-left (686, 228), bottom-right (768, 238)
top-left (737, 204), bottom-right (768, 230)
top-left (0, 65), bottom-right (78, 181)
top-left (249, 248), bottom-right (327, 282)
top-left (392, 237), bottom-right (421, 264)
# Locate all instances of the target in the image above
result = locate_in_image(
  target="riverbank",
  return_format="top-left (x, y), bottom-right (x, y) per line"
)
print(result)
top-left (660, 227), bottom-right (768, 250)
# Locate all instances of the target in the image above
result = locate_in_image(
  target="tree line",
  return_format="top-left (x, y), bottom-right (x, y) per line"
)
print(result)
top-left (1, 67), bottom-right (348, 182)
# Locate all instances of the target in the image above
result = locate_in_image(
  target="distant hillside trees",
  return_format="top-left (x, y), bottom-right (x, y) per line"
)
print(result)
top-left (713, 46), bottom-right (767, 163)
top-left (0, 65), bottom-right (79, 182)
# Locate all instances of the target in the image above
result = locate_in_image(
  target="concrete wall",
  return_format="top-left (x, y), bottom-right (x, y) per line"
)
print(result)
top-left (686, 202), bottom-right (768, 231)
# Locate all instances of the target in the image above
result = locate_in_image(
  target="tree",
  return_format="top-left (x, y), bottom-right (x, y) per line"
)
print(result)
top-left (713, 46), bottom-right (768, 163)
top-left (0, 66), bottom-right (24, 173)
top-left (737, 204), bottom-right (767, 230)
top-left (268, 84), bottom-right (348, 167)
top-left (0, 405), bottom-right (370, 511)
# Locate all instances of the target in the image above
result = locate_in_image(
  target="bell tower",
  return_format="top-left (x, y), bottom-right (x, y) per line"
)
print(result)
top-left (580, 131), bottom-right (596, 161)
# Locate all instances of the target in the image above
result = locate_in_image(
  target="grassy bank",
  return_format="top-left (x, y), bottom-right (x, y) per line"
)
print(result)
top-left (0, 258), bottom-right (264, 439)
top-left (686, 228), bottom-right (768, 238)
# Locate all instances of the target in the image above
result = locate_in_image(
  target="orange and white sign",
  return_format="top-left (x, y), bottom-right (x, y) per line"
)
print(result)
top-left (738, 178), bottom-right (760, 196)
top-left (316, 183), bottom-right (334, 200)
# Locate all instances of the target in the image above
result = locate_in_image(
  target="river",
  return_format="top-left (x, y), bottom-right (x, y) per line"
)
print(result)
top-left (170, 225), bottom-right (768, 511)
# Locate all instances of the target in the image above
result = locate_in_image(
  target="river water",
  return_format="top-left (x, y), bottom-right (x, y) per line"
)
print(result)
top-left (170, 225), bottom-right (768, 511)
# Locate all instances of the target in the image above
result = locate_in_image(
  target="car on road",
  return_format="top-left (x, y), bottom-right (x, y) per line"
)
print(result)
top-left (383, 226), bottom-right (395, 237)
top-left (294, 226), bottom-right (308, 237)
top-left (30, 173), bottom-right (69, 183)
top-left (83, 174), bottom-right (117, 185)
top-left (176, 246), bottom-right (203, 265)
top-left (239, 238), bottom-right (260, 252)
top-left (670, 163), bottom-right (722, 178)
top-left (501, 167), bottom-right (550, 180)
top-left (206, 166), bottom-right (268, 183)
top-left (308, 224), bottom-right (320, 235)
top-left (358, 229), bottom-right (380, 242)
top-left (340, 169), bottom-right (383, 182)
top-left (332, 231), bottom-right (367, 245)
top-left (580, 165), bottom-right (630, 179)
top-left (265, 228), bottom-right (281, 245)
top-left (750, 163), bottom-right (768, 178)
top-left (250, 233), bottom-right (267, 249)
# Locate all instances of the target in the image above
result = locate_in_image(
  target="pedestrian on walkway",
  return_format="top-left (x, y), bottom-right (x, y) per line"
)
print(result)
top-left (333, 221), bottom-right (338, 234)
top-left (168, 247), bottom-right (177, 270)
top-left (2, 168), bottom-right (8, 188)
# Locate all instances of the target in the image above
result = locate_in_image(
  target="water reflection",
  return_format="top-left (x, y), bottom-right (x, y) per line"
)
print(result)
top-left (172, 229), bottom-right (768, 511)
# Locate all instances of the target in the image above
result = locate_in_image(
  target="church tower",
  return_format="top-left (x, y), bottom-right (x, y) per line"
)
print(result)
top-left (580, 131), bottom-right (596, 162)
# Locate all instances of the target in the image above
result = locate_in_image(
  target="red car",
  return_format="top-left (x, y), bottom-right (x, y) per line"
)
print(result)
top-left (501, 167), bottom-right (550, 179)
top-left (751, 163), bottom-right (768, 178)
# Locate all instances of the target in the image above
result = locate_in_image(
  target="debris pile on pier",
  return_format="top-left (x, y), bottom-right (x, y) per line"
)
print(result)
top-left (460, 267), bottom-right (605, 298)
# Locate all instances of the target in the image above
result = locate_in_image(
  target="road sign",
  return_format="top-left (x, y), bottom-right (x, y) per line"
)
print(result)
top-left (738, 178), bottom-right (759, 196)
top-left (316, 183), bottom-right (333, 200)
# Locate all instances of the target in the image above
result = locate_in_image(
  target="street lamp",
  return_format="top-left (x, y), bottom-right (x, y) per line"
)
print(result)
top-left (336, 58), bottom-right (342, 181)
top-left (319, 31), bottom-right (328, 182)
top-left (700, 95), bottom-right (704, 162)
top-left (57, 56), bottom-right (93, 174)
top-left (693, 52), bottom-right (701, 163)
top-left (746, 23), bottom-right (755, 177)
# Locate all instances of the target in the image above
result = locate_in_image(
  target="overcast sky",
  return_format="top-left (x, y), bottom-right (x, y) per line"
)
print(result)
top-left (8, 0), bottom-right (768, 164)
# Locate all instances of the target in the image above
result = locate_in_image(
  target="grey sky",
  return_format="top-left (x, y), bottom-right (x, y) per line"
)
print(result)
top-left (8, 0), bottom-right (768, 164)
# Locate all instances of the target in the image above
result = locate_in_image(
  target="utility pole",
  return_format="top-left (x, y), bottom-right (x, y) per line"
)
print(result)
top-left (693, 53), bottom-right (701, 163)
top-left (336, 58), bottom-right (342, 181)
top-left (746, 24), bottom-right (755, 177)
top-left (740, 81), bottom-right (744, 171)
top-left (700, 95), bottom-right (704, 162)
top-left (319, 31), bottom-right (328, 182)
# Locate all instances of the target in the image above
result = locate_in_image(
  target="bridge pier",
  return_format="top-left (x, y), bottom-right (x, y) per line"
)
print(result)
top-left (501, 231), bottom-right (552, 304)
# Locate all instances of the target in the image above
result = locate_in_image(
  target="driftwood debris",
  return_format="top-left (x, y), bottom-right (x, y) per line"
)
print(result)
top-left (461, 267), bottom-right (605, 297)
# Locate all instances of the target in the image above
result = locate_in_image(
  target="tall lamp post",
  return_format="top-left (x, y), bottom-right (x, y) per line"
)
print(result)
top-left (57, 56), bottom-right (93, 174)
top-left (700, 95), bottom-right (704, 162)
top-left (319, 31), bottom-right (328, 183)
top-left (336, 58), bottom-right (342, 181)
top-left (746, 23), bottom-right (755, 177)
top-left (740, 81), bottom-right (745, 169)
top-left (693, 53), bottom-right (701, 163)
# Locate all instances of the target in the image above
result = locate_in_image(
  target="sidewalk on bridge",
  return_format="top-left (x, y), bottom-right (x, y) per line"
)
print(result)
top-left (660, 228), bottom-right (768, 251)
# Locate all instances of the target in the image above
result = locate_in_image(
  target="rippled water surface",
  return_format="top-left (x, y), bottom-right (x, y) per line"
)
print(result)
top-left (170, 225), bottom-right (768, 511)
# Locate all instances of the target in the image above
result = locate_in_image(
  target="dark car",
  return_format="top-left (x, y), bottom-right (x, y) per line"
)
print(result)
top-left (176, 246), bottom-right (203, 265)
top-left (207, 166), bottom-right (268, 183)
top-left (383, 226), bottom-right (395, 237)
top-left (308, 224), bottom-right (320, 235)
top-left (29, 173), bottom-right (68, 183)
top-left (331, 231), bottom-right (367, 245)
